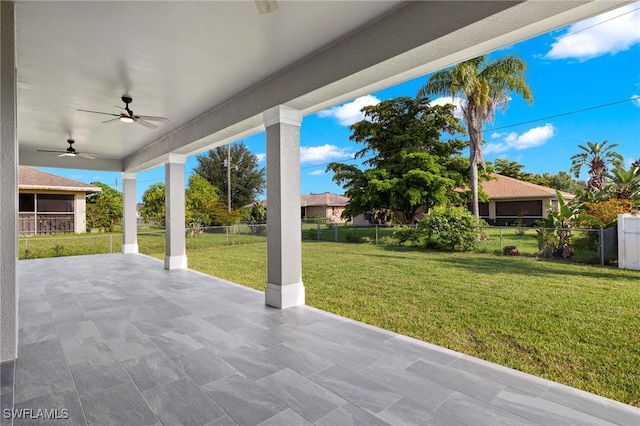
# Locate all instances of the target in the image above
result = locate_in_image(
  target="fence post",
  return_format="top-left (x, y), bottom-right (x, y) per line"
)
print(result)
top-left (599, 227), bottom-right (604, 266)
top-left (334, 224), bottom-right (338, 242)
top-left (109, 234), bottom-right (113, 253)
top-left (24, 239), bottom-right (28, 259)
top-left (499, 227), bottom-right (503, 255)
top-left (316, 222), bottom-right (321, 241)
top-left (226, 226), bottom-right (229, 245)
top-left (375, 225), bottom-right (379, 245)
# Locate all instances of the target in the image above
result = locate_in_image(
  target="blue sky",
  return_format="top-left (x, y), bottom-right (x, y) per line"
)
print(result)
top-left (40, 3), bottom-right (640, 203)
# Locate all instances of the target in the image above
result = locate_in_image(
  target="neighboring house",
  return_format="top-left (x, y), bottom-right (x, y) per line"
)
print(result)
top-left (259, 192), bottom-right (350, 224)
top-left (478, 174), bottom-right (575, 226)
top-left (301, 192), bottom-right (350, 224)
top-left (18, 166), bottom-right (101, 235)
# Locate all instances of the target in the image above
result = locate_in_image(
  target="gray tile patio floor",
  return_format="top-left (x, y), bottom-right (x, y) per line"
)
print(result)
top-left (2, 253), bottom-right (639, 425)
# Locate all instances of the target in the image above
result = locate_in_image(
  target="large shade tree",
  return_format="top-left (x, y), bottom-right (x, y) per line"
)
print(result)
top-left (326, 96), bottom-right (467, 224)
top-left (570, 140), bottom-right (624, 194)
top-left (194, 142), bottom-right (265, 209)
top-left (417, 54), bottom-right (533, 218)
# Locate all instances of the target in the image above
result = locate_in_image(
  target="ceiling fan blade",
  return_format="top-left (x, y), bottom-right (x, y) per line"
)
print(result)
top-left (37, 149), bottom-right (66, 153)
top-left (78, 152), bottom-right (98, 159)
top-left (102, 117), bottom-right (121, 124)
top-left (78, 109), bottom-right (119, 117)
top-left (136, 115), bottom-right (169, 122)
top-left (58, 153), bottom-right (77, 157)
top-left (135, 118), bottom-right (158, 129)
top-left (255, 0), bottom-right (278, 14)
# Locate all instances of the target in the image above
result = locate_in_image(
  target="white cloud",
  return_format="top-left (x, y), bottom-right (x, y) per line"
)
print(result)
top-left (484, 124), bottom-right (556, 154)
top-left (318, 95), bottom-right (380, 126)
top-left (300, 144), bottom-right (352, 164)
top-left (632, 94), bottom-right (640, 107)
top-left (430, 96), bottom-right (464, 119)
top-left (544, 3), bottom-right (640, 61)
top-left (255, 153), bottom-right (266, 162)
top-left (308, 170), bottom-right (325, 176)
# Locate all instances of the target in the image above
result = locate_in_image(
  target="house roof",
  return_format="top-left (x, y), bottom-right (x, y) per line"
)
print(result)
top-left (482, 174), bottom-right (574, 200)
top-left (258, 192), bottom-right (349, 208)
top-left (301, 193), bottom-right (349, 207)
top-left (18, 166), bottom-right (101, 193)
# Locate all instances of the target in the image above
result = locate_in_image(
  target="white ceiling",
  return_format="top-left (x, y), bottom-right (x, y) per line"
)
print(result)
top-left (13, 1), bottom-right (631, 172)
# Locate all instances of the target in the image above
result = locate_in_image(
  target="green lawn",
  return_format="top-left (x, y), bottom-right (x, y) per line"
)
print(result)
top-left (144, 241), bottom-right (640, 407)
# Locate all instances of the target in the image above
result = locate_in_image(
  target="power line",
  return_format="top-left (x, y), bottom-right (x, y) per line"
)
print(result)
top-left (300, 95), bottom-right (640, 171)
top-left (553, 5), bottom-right (639, 43)
top-left (480, 96), bottom-right (639, 135)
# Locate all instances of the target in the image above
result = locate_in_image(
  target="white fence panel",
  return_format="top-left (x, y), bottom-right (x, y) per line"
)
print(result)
top-left (618, 214), bottom-right (640, 270)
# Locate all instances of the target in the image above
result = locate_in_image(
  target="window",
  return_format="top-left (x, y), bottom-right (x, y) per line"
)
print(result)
top-left (18, 193), bottom-right (74, 235)
top-left (19, 193), bottom-right (35, 212)
top-left (37, 194), bottom-right (74, 212)
top-left (478, 202), bottom-right (489, 217)
top-left (496, 200), bottom-right (542, 217)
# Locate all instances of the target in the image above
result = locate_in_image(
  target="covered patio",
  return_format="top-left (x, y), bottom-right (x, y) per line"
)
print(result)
top-left (3, 254), bottom-right (638, 425)
top-left (2, 1), bottom-right (640, 424)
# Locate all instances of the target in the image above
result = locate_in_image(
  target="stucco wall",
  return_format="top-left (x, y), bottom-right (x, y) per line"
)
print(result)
top-left (303, 205), bottom-right (348, 224)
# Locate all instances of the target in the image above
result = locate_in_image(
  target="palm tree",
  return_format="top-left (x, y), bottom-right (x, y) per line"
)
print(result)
top-left (604, 165), bottom-right (640, 202)
top-left (417, 54), bottom-right (533, 218)
top-left (570, 140), bottom-right (623, 193)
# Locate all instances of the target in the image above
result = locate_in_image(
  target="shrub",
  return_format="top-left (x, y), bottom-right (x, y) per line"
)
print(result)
top-left (537, 229), bottom-right (559, 258)
top-left (302, 228), bottom-right (318, 240)
top-left (581, 199), bottom-right (632, 228)
top-left (419, 206), bottom-right (482, 251)
top-left (514, 210), bottom-right (528, 235)
top-left (345, 229), bottom-right (365, 243)
top-left (392, 226), bottom-right (420, 246)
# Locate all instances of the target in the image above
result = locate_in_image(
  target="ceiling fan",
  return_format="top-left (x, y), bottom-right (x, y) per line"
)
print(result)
top-left (78, 95), bottom-right (169, 129)
top-left (37, 139), bottom-right (98, 159)
top-left (255, 0), bottom-right (278, 14)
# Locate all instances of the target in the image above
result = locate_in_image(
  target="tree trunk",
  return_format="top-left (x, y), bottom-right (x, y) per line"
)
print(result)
top-left (468, 120), bottom-right (480, 219)
top-left (470, 155), bottom-right (479, 219)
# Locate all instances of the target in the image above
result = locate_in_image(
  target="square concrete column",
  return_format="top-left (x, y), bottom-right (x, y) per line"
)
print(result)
top-left (1, 1), bottom-right (18, 362)
top-left (264, 106), bottom-right (305, 309)
top-left (164, 154), bottom-right (187, 270)
top-left (122, 172), bottom-right (138, 253)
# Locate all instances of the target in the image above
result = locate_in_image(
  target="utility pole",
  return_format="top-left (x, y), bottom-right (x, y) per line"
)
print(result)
top-left (227, 144), bottom-right (231, 213)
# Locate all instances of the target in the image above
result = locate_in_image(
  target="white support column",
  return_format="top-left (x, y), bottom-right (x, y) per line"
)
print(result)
top-left (164, 154), bottom-right (187, 270)
top-left (122, 172), bottom-right (138, 254)
top-left (1, 1), bottom-right (18, 362)
top-left (264, 106), bottom-right (305, 309)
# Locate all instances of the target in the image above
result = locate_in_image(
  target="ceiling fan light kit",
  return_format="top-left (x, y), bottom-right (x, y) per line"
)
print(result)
top-left (37, 139), bottom-right (98, 160)
top-left (78, 95), bottom-right (169, 129)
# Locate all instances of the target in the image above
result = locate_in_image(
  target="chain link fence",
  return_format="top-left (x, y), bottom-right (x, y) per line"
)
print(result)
top-left (476, 226), bottom-right (617, 265)
top-left (18, 222), bottom-right (617, 266)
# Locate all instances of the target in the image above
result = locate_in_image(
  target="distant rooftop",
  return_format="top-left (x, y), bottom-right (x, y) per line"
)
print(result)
top-left (19, 166), bottom-right (101, 193)
top-left (483, 174), bottom-right (574, 200)
top-left (301, 192), bottom-right (350, 207)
